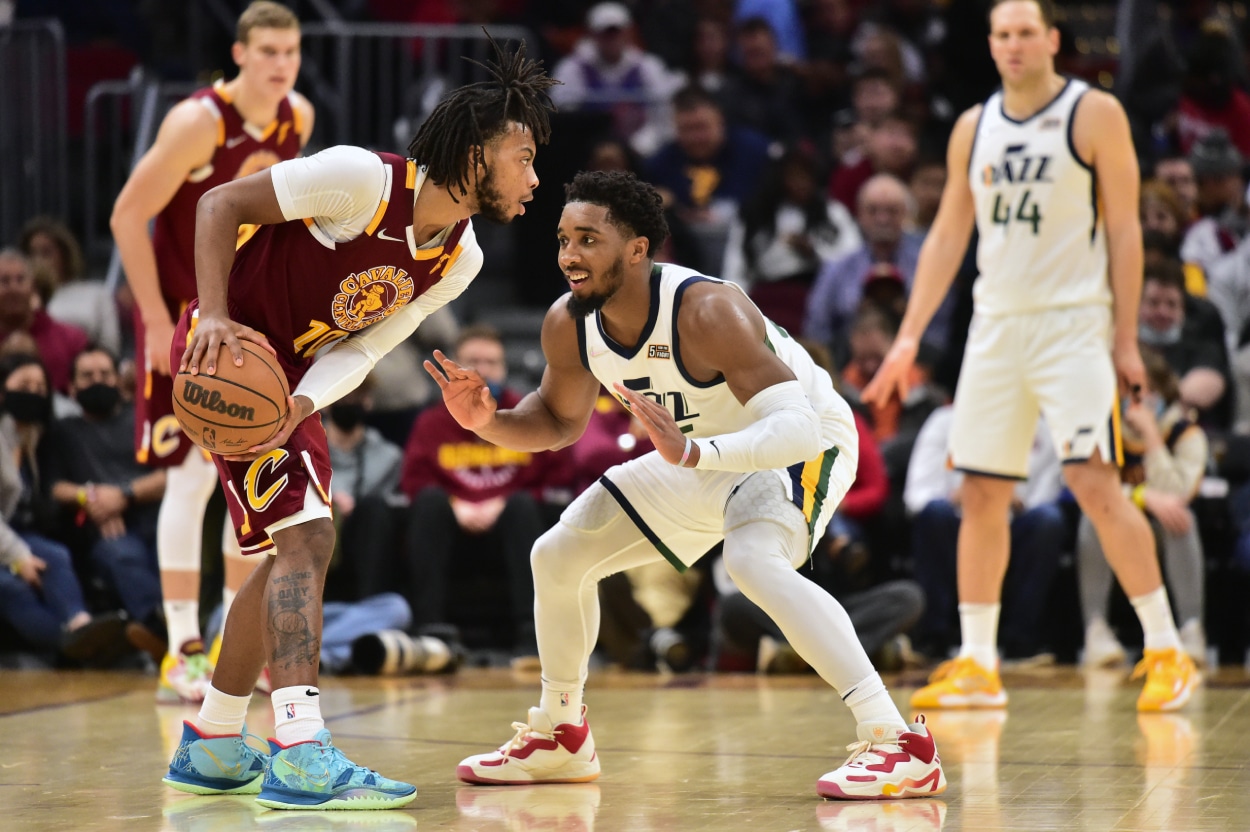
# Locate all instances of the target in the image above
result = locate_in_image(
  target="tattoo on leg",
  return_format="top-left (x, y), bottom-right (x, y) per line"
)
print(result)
top-left (268, 570), bottom-right (320, 669)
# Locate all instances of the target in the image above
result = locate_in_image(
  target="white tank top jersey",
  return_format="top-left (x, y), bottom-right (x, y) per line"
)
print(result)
top-left (968, 77), bottom-right (1112, 316)
top-left (576, 263), bottom-right (857, 459)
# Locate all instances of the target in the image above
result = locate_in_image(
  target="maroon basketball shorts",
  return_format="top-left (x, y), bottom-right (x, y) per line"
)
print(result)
top-left (172, 302), bottom-right (334, 554)
top-left (135, 302), bottom-right (197, 468)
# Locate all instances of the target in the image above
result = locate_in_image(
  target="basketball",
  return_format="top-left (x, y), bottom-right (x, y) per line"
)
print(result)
top-left (171, 341), bottom-right (289, 454)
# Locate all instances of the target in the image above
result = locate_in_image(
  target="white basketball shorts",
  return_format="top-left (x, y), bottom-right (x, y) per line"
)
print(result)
top-left (949, 304), bottom-right (1121, 479)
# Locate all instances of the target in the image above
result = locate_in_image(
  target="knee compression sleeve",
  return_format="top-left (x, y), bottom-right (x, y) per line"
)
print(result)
top-left (158, 451), bottom-right (218, 573)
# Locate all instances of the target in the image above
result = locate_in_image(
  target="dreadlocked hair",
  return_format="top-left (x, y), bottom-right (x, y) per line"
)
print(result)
top-left (407, 32), bottom-right (558, 200)
top-left (565, 171), bottom-right (669, 258)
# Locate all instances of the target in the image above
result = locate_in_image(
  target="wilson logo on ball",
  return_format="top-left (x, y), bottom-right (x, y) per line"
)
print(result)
top-left (181, 380), bottom-right (257, 422)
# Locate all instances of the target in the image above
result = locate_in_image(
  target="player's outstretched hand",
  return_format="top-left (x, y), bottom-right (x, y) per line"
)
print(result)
top-left (424, 349), bottom-right (498, 431)
top-left (612, 383), bottom-right (694, 466)
top-left (221, 395), bottom-right (308, 462)
top-left (861, 335), bottom-right (919, 409)
top-left (180, 312), bottom-right (276, 377)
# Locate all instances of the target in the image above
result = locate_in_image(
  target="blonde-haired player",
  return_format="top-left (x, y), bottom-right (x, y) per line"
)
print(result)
top-left (864, 0), bottom-right (1196, 711)
top-left (111, 1), bottom-right (314, 702)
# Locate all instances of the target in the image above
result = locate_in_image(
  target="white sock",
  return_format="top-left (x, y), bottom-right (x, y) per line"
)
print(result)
top-left (1130, 587), bottom-right (1182, 651)
top-left (164, 599), bottom-right (201, 655)
top-left (273, 685), bottom-right (325, 745)
top-left (539, 678), bottom-right (583, 726)
top-left (841, 673), bottom-right (907, 734)
top-left (197, 684), bottom-right (250, 736)
top-left (958, 603), bottom-right (1000, 670)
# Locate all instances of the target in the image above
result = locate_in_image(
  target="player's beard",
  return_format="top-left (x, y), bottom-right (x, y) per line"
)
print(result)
top-left (473, 164), bottom-right (515, 224)
top-left (565, 255), bottom-right (626, 319)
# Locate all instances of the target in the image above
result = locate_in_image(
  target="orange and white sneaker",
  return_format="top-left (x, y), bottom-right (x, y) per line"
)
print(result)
top-left (458, 706), bottom-right (600, 785)
top-left (157, 640), bottom-right (214, 704)
top-left (1133, 648), bottom-right (1198, 712)
top-left (909, 656), bottom-right (1007, 710)
top-left (816, 718), bottom-right (947, 800)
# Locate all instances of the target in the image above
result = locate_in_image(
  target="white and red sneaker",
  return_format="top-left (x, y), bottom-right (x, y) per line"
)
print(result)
top-left (816, 718), bottom-right (947, 800)
top-left (458, 706), bottom-right (600, 785)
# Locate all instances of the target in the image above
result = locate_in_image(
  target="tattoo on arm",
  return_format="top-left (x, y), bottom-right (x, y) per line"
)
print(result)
top-left (268, 570), bottom-right (321, 670)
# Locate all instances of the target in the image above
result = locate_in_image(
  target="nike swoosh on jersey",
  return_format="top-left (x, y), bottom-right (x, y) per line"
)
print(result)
top-left (225, 135), bottom-right (247, 149)
top-left (377, 228), bottom-right (405, 243)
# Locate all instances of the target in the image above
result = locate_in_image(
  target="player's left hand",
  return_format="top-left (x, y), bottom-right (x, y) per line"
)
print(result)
top-left (612, 383), bottom-right (697, 467)
top-left (220, 394), bottom-right (309, 462)
top-left (1113, 340), bottom-right (1146, 403)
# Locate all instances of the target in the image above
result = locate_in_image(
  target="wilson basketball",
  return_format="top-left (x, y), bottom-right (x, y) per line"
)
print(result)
top-left (172, 341), bottom-right (289, 454)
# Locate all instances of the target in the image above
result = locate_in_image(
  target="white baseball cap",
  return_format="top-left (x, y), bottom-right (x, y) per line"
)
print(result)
top-left (587, 2), bottom-right (631, 33)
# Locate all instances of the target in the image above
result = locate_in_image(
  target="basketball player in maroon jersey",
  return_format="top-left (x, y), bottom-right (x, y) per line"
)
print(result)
top-left (160, 39), bottom-right (558, 809)
top-left (111, 2), bottom-right (314, 704)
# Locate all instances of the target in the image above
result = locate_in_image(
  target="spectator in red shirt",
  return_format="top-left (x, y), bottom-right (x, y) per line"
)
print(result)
top-left (402, 325), bottom-right (567, 658)
top-left (0, 250), bottom-right (87, 395)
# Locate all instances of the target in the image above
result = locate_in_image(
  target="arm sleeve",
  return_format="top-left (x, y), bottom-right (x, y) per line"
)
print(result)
top-left (291, 227), bottom-right (483, 411)
top-left (690, 380), bottom-right (822, 472)
top-left (269, 146), bottom-right (387, 240)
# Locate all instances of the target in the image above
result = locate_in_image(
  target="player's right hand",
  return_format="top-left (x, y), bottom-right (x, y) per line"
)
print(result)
top-left (861, 335), bottom-right (919, 408)
top-left (144, 316), bottom-right (176, 376)
top-left (424, 349), bottom-right (498, 431)
top-left (180, 312), bottom-right (275, 376)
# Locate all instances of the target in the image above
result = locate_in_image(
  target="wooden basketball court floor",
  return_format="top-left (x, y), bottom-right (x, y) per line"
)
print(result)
top-left (3, 665), bottom-right (1249, 832)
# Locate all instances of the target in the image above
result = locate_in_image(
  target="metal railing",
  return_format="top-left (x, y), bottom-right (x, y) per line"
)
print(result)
top-left (82, 72), bottom-right (197, 278)
top-left (0, 20), bottom-right (67, 246)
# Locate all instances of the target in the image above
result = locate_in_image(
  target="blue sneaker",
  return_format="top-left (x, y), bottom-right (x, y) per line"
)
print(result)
top-left (163, 721), bottom-right (269, 795)
top-left (257, 729), bottom-right (417, 810)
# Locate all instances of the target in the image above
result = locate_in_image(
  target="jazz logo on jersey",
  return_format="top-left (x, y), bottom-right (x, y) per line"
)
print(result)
top-left (981, 144), bottom-right (1053, 187)
top-left (647, 344), bottom-right (671, 360)
top-left (332, 266), bottom-right (415, 331)
top-left (985, 145), bottom-right (1052, 236)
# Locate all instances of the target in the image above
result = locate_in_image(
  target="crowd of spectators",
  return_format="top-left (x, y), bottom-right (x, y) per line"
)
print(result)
top-left (8, 0), bottom-right (1250, 674)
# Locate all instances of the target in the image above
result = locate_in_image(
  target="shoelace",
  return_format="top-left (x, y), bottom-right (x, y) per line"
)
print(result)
top-left (1131, 652), bottom-right (1180, 682)
top-left (501, 721), bottom-right (562, 759)
top-left (840, 735), bottom-right (910, 769)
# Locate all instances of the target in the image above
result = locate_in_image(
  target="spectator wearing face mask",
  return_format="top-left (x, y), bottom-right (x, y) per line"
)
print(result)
top-left (321, 378), bottom-right (405, 602)
top-left (0, 352), bottom-right (130, 664)
top-left (401, 325), bottom-right (570, 660)
top-left (1139, 261), bottom-right (1232, 430)
top-left (47, 346), bottom-right (166, 657)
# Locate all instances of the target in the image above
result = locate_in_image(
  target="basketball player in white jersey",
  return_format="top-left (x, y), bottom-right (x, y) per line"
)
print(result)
top-left (864, 0), bottom-right (1197, 711)
top-left (111, 2), bottom-right (313, 702)
top-left (427, 170), bottom-right (947, 800)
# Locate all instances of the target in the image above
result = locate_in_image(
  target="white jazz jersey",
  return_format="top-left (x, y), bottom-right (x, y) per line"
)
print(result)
top-left (969, 78), bottom-right (1111, 316)
top-left (577, 263), bottom-right (854, 451)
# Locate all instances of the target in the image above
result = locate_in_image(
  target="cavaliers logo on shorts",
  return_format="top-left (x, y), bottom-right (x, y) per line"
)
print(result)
top-left (332, 266), bottom-right (415, 331)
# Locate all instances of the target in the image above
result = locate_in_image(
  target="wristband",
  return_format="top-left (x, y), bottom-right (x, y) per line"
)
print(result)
top-left (679, 437), bottom-right (693, 467)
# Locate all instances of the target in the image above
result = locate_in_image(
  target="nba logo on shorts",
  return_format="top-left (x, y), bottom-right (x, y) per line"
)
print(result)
top-left (285, 703), bottom-right (296, 720)
top-left (560, 693), bottom-right (569, 707)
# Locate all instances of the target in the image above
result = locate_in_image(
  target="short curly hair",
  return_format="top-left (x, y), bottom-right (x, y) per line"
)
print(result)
top-left (564, 171), bottom-right (669, 258)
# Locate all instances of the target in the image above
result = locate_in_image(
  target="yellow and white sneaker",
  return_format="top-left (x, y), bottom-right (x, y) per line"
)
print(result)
top-left (1133, 648), bottom-right (1198, 712)
top-left (909, 656), bottom-right (1007, 710)
top-left (157, 641), bottom-right (215, 705)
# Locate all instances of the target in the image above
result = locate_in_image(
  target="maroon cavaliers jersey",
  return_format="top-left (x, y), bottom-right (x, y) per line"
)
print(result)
top-left (226, 153), bottom-right (470, 390)
top-left (151, 83), bottom-right (303, 312)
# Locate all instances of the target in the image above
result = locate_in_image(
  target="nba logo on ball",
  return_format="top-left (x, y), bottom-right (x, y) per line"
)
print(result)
top-left (286, 703), bottom-right (296, 719)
